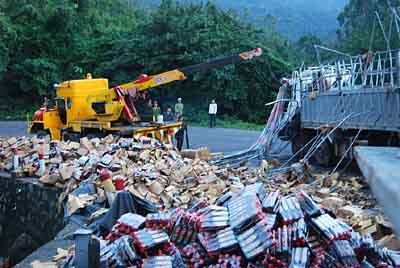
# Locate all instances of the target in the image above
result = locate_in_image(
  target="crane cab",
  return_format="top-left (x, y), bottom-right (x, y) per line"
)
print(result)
top-left (55, 78), bottom-right (122, 123)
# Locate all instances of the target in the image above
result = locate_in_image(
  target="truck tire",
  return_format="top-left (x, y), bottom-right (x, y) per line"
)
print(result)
top-left (292, 133), bottom-right (308, 160)
top-left (291, 130), bottom-right (314, 160)
top-left (311, 140), bottom-right (334, 166)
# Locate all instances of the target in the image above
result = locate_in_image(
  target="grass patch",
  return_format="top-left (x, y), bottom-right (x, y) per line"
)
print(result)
top-left (0, 110), bottom-right (33, 121)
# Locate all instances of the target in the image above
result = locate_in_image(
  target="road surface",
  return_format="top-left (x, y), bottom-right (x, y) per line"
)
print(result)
top-left (0, 121), bottom-right (31, 138)
top-left (0, 121), bottom-right (261, 154)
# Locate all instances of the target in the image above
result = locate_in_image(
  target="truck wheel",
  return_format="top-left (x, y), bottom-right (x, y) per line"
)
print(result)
top-left (292, 134), bottom-right (307, 160)
top-left (291, 131), bottom-right (313, 160)
top-left (36, 130), bottom-right (48, 138)
top-left (312, 140), bottom-right (333, 166)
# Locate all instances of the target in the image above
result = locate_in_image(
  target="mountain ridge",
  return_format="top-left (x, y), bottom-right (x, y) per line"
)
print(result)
top-left (134, 0), bottom-right (348, 40)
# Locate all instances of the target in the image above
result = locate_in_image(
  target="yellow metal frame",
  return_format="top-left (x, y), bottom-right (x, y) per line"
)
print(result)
top-left (67, 120), bottom-right (112, 133)
top-left (27, 109), bottom-right (63, 140)
top-left (119, 70), bottom-right (186, 92)
top-left (131, 122), bottom-right (182, 144)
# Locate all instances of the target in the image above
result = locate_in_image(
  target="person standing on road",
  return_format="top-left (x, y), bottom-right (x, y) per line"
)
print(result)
top-left (163, 106), bottom-right (174, 121)
top-left (152, 100), bottom-right (161, 122)
top-left (174, 98), bottom-right (184, 119)
top-left (208, 99), bottom-right (217, 128)
top-left (175, 116), bottom-right (187, 151)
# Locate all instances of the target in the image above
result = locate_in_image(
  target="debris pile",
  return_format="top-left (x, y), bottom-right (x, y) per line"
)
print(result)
top-left (2, 135), bottom-right (400, 267)
top-left (262, 167), bottom-right (396, 241)
top-left (0, 135), bottom-right (261, 211)
top-left (60, 183), bottom-right (400, 268)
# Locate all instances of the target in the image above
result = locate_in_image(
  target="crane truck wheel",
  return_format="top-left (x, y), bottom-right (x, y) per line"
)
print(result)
top-left (62, 131), bottom-right (81, 142)
top-left (35, 130), bottom-right (47, 138)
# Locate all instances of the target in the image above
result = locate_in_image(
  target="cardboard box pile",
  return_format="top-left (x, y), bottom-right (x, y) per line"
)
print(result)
top-left (0, 135), bottom-right (262, 211)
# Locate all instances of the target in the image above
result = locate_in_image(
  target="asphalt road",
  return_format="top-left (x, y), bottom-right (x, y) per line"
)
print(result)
top-left (0, 121), bottom-right (261, 154)
top-left (0, 121), bottom-right (30, 138)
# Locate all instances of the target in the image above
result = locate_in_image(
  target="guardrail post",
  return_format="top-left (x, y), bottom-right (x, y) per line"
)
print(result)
top-left (336, 61), bottom-right (342, 91)
top-left (74, 229), bottom-right (100, 268)
top-left (397, 50), bottom-right (400, 87)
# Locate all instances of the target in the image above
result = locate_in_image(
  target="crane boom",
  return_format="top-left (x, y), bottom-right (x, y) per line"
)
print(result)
top-left (117, 48), bottom-right (262, 92)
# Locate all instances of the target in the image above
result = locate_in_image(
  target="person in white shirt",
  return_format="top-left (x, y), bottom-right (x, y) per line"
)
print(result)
top-left (208, 99), bottom-right (218, 128)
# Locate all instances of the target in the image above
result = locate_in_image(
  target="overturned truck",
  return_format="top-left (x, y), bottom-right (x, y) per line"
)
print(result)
top-left (284, 49), bottom-right (400, 166)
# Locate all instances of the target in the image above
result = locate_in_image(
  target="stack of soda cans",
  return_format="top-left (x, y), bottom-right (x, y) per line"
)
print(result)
top-left (100, 236), bottom-right (139, 267)
top-left (105, 213), bottom-right (146, 241)
top-left (242, 183), bottom-right (268, 201)
top-left (226, 185), bottom-right (277, 260)
top-left (145, 212), bottom-right (173, 231)
top-left (170, 211), bottom-right (198, 247)
top-left (196, 206), bottom-right (229, 232)
top-left (228, 191), bottom-right (265, 234)
top-left (329, 240), bottom-right (360, 268)
top-left (87, 182), bottom-right (400, 268)
top-left (307, 235), bottom-right (332, 267)
top-left (350, 232), bottom-right (400, 267)
top-left (271, 225), bottom-right (291, 260)
top-left (311, 214), bottom-right (352, 241)
top-left (290, 247), bottom-right (310, 268)
top-left (142, 256), bottom-right (172, 268)
top-left (278, 196), bottom-right (304, 225)
top-left (182, 243), bottom-right (208, 268)
top-left (262, 190), bottom-right (280, 212)
top-left (291, 218), bottom-right (308, 247)
top-left (187, 198), bottom-right (209, 213)
top-left (132, 229), bottom-right (170, 255)
top-left (236, 218), bottom-right (275, 259)
top-left (197, 227), bottom-right (238, 256)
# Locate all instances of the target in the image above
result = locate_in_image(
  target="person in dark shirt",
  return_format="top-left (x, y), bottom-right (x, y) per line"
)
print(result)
top-left (163, 106), bottom-right (174, 121)
top-left (136, 93), bottom-right (153, 121)
top-left (175, 116), bottom-right (187, 151)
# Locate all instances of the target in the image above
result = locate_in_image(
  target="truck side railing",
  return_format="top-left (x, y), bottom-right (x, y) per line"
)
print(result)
top-left (292, 48), bottom-right (400, 101)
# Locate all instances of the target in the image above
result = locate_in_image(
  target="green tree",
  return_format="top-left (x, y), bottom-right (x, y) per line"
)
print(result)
top-left (336, 0), bottom-right (400, 53)
top-left (0, 0), bottom-right (292, 123)
top-left (294, 34), bottom-right (322, 65)
top-left (96, 0), bottom-right (291, 122)
top-left (0, 12), bottom-right (16, 80)
top-left (0, 0), bottom-right (77, 104)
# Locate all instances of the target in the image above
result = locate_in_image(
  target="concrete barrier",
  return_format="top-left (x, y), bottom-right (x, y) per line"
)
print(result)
top-left (354, 146), bottom-right (400, 237)
top-left (0, 172), bottom-right (65, 265)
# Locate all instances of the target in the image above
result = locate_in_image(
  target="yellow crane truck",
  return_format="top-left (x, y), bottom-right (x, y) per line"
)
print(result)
top-left (28, 48), bottom-right (262, 142)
